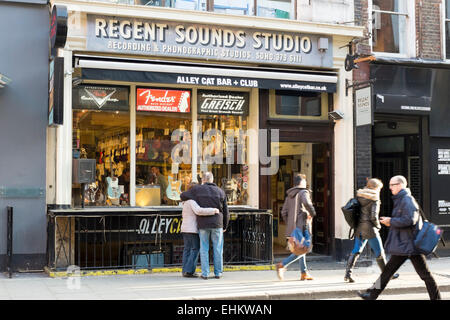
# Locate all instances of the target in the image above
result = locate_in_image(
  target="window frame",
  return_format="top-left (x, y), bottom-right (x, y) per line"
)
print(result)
top-left (134, 0), bottom-right (297, 20)
top-left (369, 0), bottom-right (415, 58)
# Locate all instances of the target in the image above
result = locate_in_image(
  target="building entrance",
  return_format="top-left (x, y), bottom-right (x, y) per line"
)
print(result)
top-left (270, 142), bottom-right (330, 255)
top-left (372, 115), bottom-right (421, 241)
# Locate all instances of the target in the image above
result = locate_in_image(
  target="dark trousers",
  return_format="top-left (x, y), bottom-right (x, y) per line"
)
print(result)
top-left (182, 233), bottom-right (200, 274)
top-left (367, 254), bottom-right (441, 300)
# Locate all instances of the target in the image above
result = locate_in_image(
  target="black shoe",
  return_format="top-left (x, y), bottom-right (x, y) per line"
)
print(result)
top-left (182, 272), bottom-right (199, 278)
top-left (357, 291), bottom-right (375, 300)
top-left (214, 275), bottom-right (222, 279)
top-left (200, 275), bottom-right (208, 280)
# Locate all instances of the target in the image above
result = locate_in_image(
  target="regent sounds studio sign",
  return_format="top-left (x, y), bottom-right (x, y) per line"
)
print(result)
top-left (86, 15), bottom-right (333, 68)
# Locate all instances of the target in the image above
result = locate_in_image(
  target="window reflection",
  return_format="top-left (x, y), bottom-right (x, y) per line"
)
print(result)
top-left (257, 0), bottom-right (293, 19)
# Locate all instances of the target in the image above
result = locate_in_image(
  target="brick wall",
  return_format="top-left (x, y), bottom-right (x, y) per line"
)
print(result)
top-left (416, 0), bottom-right (442, 60)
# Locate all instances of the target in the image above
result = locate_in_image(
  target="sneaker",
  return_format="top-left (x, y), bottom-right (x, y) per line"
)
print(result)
top-left (200, 275), bottom-right (208, 280)
top-left (214, 274), bottom-right (222, 279)
top-left (275, 263), bottom-right (285, 281)
top-left (300, 272), bottom-right (313, 281)
top-left (182, 272), bottom-right (199, 278)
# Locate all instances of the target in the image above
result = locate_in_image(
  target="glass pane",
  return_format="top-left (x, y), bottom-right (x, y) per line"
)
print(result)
top-left (135, 88), bottom-right (192, 206)
top-left (213, 0), bottom-right (253, 15)
top-left (373, 0), bottom-right (406, 13)
top-left (446, 21), bottom-right (450, 59)
top-left (257, 0), bottom-right (293, 19)
top-left (372, 12), bottom-right (406, 53)
top-left (133, 0), bottom-right (208, 10)
top-left (72, 85), bottom-right (130, 207)
top-left (197, 114), bottom-right (249, 205)
top-left (275, 91), bottom-right (321, 117)
top-left (447, 0), bottom-right (450, 19)
top-left (135, 0), bottom-right (173, 6)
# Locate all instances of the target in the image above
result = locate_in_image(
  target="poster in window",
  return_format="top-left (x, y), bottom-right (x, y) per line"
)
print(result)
top-left (73, 85), bottom-right (129, 111)
top-left (136, 88), bottom-right (191, 113)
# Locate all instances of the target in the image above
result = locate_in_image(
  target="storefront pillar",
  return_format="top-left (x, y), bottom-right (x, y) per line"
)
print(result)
top-left (55, 49), bottom-right (73, 206)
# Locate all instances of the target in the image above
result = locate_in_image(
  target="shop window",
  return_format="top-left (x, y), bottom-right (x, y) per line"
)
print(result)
top-left (135, 88), bottom-right (192, 206)
top-left (269, 90), bottom-right (328, 120)
top-left (196, 90), bottom-right (250, 205)
top-left (445, 0), bottom-right (450, 59)
top-left (257, 0), bottom-right (293, 19)
top-left (130, 0), bottom-right (294, 19)
top-left (371, 0), bottom-right (409, 54)
top-left (72, 85), bottom-right (130, 207)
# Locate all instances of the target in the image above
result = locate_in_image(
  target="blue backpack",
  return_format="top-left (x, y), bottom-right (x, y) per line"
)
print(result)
top-left (414, 207), bottom-right (445, 255)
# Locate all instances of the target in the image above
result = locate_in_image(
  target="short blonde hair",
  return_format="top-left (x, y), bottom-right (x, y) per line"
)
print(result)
top-left (366, 178), bottom-right (383, 190)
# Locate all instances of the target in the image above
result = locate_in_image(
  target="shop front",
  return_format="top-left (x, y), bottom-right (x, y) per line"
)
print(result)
top-left (46, 3), bottom-right (362, 270)
top-left (354, 60), bottom-right (450, 252)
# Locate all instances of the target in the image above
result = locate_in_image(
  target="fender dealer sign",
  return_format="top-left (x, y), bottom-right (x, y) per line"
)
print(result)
top-left (137, 88), bottom-right (191, 113)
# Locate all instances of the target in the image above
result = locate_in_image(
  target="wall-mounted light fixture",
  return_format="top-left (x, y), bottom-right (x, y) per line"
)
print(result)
top-left (0, 73), bottom-right (12, 88)
top-left (328, 110), bottom-right (344, 121)
top-left (318, 38), bottom-right (329, 53)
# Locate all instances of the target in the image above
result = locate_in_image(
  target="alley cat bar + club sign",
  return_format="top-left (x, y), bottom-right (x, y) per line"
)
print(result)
top-left (86, 15), bottom-right (333, 68)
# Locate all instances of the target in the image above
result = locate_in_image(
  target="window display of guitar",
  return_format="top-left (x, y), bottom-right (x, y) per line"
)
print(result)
top-left (166, 175), bottom-right (182, 201)
top-left (106, 151), bottom-right (121, 203)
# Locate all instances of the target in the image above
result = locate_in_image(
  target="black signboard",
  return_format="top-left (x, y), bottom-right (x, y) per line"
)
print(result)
top-left (81, 68), bottom-right (337, 93)
top-left (430, 138), bottom-right (450, 225)
top-left (73, 85), bottom-right (129, 111)
top-left (197, 90), bottom-right (249, 116)
top-left (371, 64), bottom-right (432, 115)
top-left (50, 5), bottom-right (68, 49)
top-left (48, 57), bottom-right (64, 126)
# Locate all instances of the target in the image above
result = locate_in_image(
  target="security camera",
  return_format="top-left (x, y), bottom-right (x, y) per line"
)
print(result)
top-left (328, 110), bottom-right (344, 120)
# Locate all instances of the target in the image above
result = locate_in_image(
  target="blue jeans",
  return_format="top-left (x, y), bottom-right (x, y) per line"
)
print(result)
top-left (182, 233), bottom-right (200, 274)
top-left (351, 233), bottom-right (383, 257)
top-left (282, 228), bottom-right (311, 273)
top-left (199, 228), bottom-right (223, 277)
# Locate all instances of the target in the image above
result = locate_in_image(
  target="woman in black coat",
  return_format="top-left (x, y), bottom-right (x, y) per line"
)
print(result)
top-left (344, 178), bottom-right (398, 282)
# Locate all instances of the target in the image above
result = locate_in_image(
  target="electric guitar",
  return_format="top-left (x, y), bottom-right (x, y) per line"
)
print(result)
top-left (166, 175), bottom-right (182, 201)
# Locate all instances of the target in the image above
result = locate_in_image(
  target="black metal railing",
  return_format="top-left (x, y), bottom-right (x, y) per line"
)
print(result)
top-left (6, 206), bottom-right (13, 278)
top-left (47, 210), bottom-right (272, 271)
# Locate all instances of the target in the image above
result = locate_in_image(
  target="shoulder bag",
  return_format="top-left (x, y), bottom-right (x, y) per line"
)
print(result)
top-left (414, 206), bottom-right (445, 255)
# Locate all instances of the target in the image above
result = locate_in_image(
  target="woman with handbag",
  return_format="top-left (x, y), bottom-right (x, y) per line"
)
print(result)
top-left (276, 174), bottom-right (316, 281)
top-left (344, 178), bottom-right (399, 282)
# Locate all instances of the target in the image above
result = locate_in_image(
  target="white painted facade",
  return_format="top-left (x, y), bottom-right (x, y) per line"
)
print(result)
top-left (48, 0), bottom-right (363, 254)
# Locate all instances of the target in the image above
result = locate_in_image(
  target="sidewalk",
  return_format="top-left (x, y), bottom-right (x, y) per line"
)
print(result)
top-left (0, 256), bottom-right (449, 300)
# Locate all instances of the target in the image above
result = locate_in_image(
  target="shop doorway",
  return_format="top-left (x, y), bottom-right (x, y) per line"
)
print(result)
top-left (270, 142), bottom-right (331, 255)
top-left (372, 115), bottom-right (421, 241)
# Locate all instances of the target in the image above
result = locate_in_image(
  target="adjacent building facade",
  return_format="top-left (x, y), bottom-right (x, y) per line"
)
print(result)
top-left (353, 0), bottom-right (450, 254)
top-left (0, 0), bottom-right (49, 271)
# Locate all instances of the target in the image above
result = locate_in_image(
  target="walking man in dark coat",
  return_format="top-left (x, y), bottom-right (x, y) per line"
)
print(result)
top-left (357, 175), bottom-right (441, 300)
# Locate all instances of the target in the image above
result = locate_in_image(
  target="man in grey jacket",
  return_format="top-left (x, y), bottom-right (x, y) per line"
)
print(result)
top-left (276, 173), bottom-right (316, 281)
top-left (180, 172), bottom-right (229, 280)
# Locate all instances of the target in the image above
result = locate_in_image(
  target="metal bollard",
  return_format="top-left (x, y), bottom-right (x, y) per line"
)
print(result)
top-left (6, 206), bottom-right (13, 278)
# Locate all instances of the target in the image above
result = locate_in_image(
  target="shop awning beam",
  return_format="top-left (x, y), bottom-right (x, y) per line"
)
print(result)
top-left (76, 58), bottom-right (338, 93)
